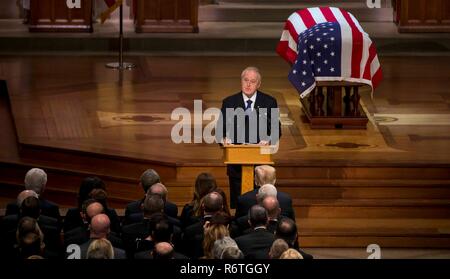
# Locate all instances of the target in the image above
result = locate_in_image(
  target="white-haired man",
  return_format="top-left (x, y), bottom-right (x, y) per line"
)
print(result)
top-left (235, 165), bottom-right (294, 220)
top-left (5, 168), bottom-right (60, 221)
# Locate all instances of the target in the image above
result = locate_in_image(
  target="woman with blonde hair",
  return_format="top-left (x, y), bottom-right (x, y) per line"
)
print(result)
top-left (86, 238), bottom-right (114, 259)
top-left (202, 212), bottom-right (231, 259)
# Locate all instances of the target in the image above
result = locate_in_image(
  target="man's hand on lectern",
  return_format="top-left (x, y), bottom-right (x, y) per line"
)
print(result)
top-left (259, 140), bottom-right (269, 146)
top-left (222, 137), bottom-right (232, 145)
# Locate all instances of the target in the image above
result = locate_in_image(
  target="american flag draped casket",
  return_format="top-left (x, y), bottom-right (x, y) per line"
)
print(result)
top-left (276, 7), bottom-right (382, 98)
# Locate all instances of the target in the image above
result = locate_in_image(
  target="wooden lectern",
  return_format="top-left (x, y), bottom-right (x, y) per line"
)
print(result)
top-left (395, 0), bottom-right (450, 33)
top-left (223, 144), bottom-right (274, 195)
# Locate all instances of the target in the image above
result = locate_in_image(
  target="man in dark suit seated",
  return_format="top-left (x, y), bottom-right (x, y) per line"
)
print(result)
top-left (122, 194), bottom-right (181, 258)
top-left (125, 169), bottom-right (178, 223)
top-left (235, 165), bottom-right (295, 220)
top-left (275, 217), bottom-right (313, 260)
top-left (77, 214), bottom-right (126, 259)
top-left (235, 205), bottom-right (275, 259)
top-left (63, 200), bottom-right (123, 249)
top-left (181, 192), bottom-right (224, 259)
top-left (218, 66), bottom-right (281, 209)
top-left (133, 214), bottom-right (188, 259)
top-left (233, 195), bottom-right (282, 237)
top-left (1, 193), bottom-right (60, 257)
top-left (5, 168), bottom-right (60, 223)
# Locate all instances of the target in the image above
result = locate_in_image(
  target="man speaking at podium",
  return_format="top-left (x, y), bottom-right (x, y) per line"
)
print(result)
top-left (218, 66), bottom-right (281, 209)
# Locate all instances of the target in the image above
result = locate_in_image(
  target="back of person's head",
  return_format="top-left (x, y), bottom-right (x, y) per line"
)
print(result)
top-left (24, 168), bottom-right (47, 195)
top-left (256, 184), bottom-right (277, 204)
top-left (213, 188), bottom-right (231, 216)
top-left (212, 236), bottom-right (241, 259)
top-left (16, 217), bottom-right (45, 256)
top-left (269, 238), bottom-right (289, 259)
top-left (203, 219), bottom-right (230, 259)
top-left (152, 242), bottom-right (174, 259)
top-left (248, 205), bottom-right (268, 228)
top-left (16, 190), bottom-right (38, 207)
top-left (221, 246), bottom-right (244, 259)
top-left (89, 188), bottom-right (109, 210)
top-left (194, 173), bottom-right (218, 201)
top-left (193, 173), bottom-right (218, 216)
top-left (90, 214), bottom-right (111, 239)
top-left (18, 231), bottom-right (43, 259)
top-left (279, 248), bottom-right (303, 259)
top-left (202, 191), bottom-right (223, 215)
top-left (276, 218), bottom-right (297, 247)
top-left (20, 196), bottom-right (41, 219)
top-left (151, 215), bottom-right (173, 243)
top-left (78, 176), bottom-right (106, 209)
top-left (262, 196), bottom-right (281, 219)
top-left (148, 183), bottom-right (168, 202)
top-left (87, 238), bottom-right (114, 259)
top-left (82, 199), bottom-right (104, 224)
top-left (254, 165), bottom-right (276, 187)
top-left (140, 169), bottom-right (160, 193)
top-left (143, 194), bottom-right (164, 217)
top-left (209, 211), bottom-right (231, 226)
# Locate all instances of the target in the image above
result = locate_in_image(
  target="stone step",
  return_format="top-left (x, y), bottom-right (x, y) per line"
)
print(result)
top-left (297, 218), bottom-right (450, 247)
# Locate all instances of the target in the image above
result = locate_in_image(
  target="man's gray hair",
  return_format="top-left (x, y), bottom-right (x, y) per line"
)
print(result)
top-left (140, 169), bottom-right (160, 192)
top-left (257, 184), bottom-right (277, 204)
top-left (24, 168), bottom-right (47, 195)
top-left (213, 236), bottom-right (240, 259)
top-left (241, 66), bottom-right (261, 82)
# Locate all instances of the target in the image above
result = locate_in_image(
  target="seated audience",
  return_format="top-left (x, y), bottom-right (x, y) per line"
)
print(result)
top-left (182, 191), bottom-right (225, 259)
top-left (180, 173), bottom-right (218, 228)
top-left (77, 214), bottom-right (126, 259)
top-left (235, 165), bottom-right (295, 220)
top-left (275, 217), bottom-right (313, 259)
top-left (5, 168), bottom-right (60, 223)
top-left (125, 169), bottom-right (178, 223)
top-left (235, 205), bottom-right (275, 259)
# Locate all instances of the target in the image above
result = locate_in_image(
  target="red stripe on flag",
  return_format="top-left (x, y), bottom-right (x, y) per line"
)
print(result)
top-left (276, 21), bottom-right (299, 64)
top-left (298, 9), bottom-right (317, 29)
top-left (340, 8), bottom-right (363, 79)
top-left (319, 7), bottom-right (337, 22)
top-left (363, 43), bottom-right (377, 80)
top-left (371, 67), bottom-right (383, 89)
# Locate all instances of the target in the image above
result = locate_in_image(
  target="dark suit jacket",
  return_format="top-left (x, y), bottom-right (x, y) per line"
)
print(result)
top-left (235, 188), bottom-right (295, 220)
top-left (63, 207), bottom-right (121, 233)
top-left (181, 221), bottom-right (205, 259)
top-left (220, 91), bottom-right (281, 146)
top-left (235, 227), bottom-right (275, 259)
top-left (134, 249), bottom-right (189, 259)
top-left (79, 239), bottom-right (126, 259)
top-left (124, 199), bottom-right (178, 223)
top-left (1, 214), bottom-right (61, 256)
top-left (121, 217), bottom-right (182, 257)
top-left (5, 198), bottom-right (61, 223)
top-left (179, 204), bottom-right (201, 229)
top-left (63, 225), bottom-right (123, 249)
top-left (233, 216), bottom-right (280, 237)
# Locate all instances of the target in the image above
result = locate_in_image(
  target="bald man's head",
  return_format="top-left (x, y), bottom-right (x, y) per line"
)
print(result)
top-left (148, 183), bottom-right (168, 202)
top-left (86, 202), bottom-right (104, 218)
top-left (262, 196), bottom-right (281, 219)
top-left (203, 192), bottom-right (223, 214)
top-left (153, 242), bottom-right (174, 259)
top-left (17, 190), bottom-right (39, 207)
top-left (90, 214), bottom-right (110, 239)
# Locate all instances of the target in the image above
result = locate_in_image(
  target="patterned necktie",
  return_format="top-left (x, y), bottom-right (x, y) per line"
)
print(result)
top-left (245, 99), bottom-right (253, 111)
